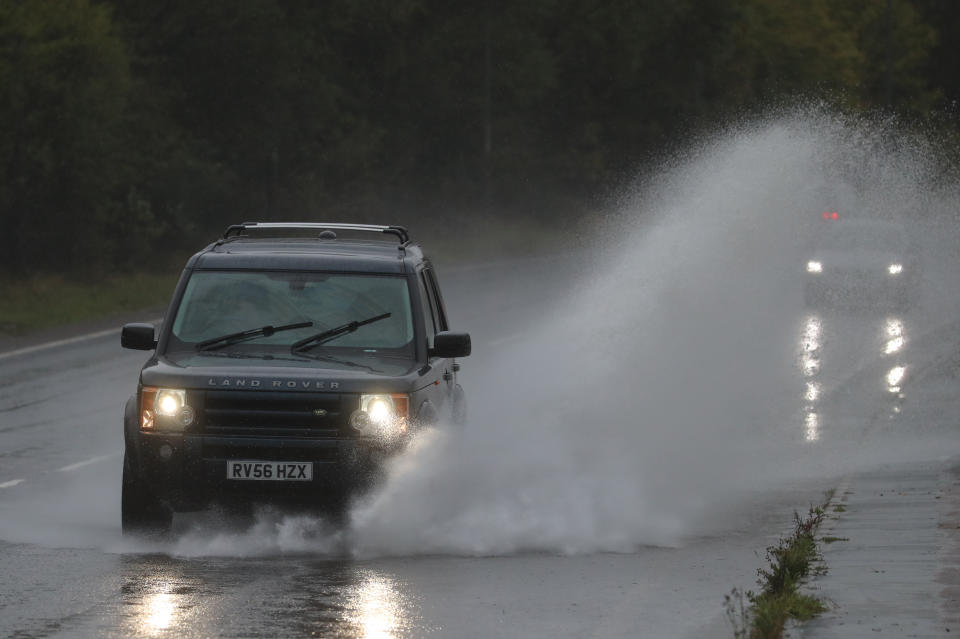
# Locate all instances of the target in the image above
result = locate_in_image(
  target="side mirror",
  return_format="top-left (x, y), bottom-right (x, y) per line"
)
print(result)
top-left (121, 323), bottom-right (157, 350)
top-left (431, 331), bottom-right (471, 358)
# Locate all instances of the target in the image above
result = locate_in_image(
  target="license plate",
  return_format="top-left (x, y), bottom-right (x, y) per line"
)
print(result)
top-left (226, 461), bottom-right (313, 481)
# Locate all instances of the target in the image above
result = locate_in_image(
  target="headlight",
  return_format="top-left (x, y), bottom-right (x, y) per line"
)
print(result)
top-left (350, 393), bottom-right (410, 438)
top-left (141, 387), bottom-right (195, 431)
top-left (155, 389), bottom-right (185, 417)
top-left (888, 263), bottom-right (903, 275)
top-left (365, 395), bottom-right (393, 425)
top-left (806, 261), bottom-right (823, 273)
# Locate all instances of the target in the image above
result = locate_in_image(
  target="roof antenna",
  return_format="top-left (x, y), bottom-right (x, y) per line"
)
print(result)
top-left (318, 230), bottom-right (337, 240)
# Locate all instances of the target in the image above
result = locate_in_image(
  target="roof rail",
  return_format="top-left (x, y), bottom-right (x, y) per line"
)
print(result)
top-left (221, 222), bottom-right (410, 244)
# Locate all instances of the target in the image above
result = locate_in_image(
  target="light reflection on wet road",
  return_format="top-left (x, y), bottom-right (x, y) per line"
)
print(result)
top-left (4, 530), bottom-right (820, 638)
top-left (0, 252), bottom-right (955, 638)
top-left (0, 254), bottom-right (834, 639)
top-left (796, 309), bottom-right (913, 445)
top-left (0, 255), bottom-right (779, 638)
top-left (117, 556), bottom-right (423, 638)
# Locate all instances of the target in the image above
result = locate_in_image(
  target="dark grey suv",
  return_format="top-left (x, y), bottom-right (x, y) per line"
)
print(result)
top-left (120, 223), bottom-right (470, 535)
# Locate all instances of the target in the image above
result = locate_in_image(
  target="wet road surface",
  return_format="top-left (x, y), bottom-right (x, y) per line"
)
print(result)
top-left (1, 253), bottom-right (958, 637)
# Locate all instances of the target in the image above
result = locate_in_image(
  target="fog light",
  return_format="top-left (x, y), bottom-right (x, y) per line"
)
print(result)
top-left (159, 444), bottom-right (173, 461)
top-left (178, 405), bottom-right (196, 427)
top-left (349, 409), bottom-right (371, 432)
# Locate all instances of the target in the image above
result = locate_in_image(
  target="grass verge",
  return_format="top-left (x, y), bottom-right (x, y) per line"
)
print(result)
top-left (0, 272), bottom-right (180, 335)
top-left (725, 504), bottom-right (829, 638)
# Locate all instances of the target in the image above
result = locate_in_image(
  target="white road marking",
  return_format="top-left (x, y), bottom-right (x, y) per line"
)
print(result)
top-left (56, 452), bottom-right (121, 473)
top-left (0, 479), bottom-right (25, 489)
top-left (0, 318), bottom-right (162, 362)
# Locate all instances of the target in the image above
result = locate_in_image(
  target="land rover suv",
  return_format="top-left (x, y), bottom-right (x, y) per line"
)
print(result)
top-left (120, 223), bottom-right (470, 535)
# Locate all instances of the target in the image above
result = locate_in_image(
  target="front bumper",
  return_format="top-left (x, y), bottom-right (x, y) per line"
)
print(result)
top-left (134, 431), bottom-right (386, 511)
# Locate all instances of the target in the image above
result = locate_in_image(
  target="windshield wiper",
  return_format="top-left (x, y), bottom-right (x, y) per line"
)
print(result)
top-left (195, 350), bottom-right (318, 363)
top-left (291, 313), bottom-right (391, 353)
top-left (197, 321), bottom-right (313, 351)
top-left (294, 351), bottom-right (385, 373)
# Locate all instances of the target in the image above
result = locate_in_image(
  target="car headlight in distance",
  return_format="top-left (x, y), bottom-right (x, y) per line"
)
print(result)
top-left (888, 263), bottom-right (903, 275)
top-left (140, 387), bottom-right (195, 430)
top-left (807, 261), bottom-right (823, 273)
top-left (351, 393), bottom-right (410, 438)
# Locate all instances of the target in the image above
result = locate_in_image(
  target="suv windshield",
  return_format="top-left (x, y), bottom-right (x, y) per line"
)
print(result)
top-left (816, 223), bottom-right (906, 253)
top-left (168, 271), bottom-right (415, 356)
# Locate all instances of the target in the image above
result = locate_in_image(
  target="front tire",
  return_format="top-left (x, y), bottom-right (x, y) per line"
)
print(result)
top-left (121, 453), bottom-right (172, 536)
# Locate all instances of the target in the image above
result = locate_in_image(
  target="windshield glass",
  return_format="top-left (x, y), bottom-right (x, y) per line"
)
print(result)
top-left (168, 271), bottom-right (415, 355)
top-left (816, 223), bottom-right (906, 252)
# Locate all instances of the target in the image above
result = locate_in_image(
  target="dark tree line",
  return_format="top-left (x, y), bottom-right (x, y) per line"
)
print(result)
top-left (0, 0), bottom-right (956, 275)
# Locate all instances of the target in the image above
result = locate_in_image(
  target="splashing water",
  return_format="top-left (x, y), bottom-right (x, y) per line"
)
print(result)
top-left (166, 109), bottom-right (960, 558)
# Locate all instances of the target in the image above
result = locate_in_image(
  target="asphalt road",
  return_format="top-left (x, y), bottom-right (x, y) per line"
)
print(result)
top-left (1, 251), bottom-right (958, 638)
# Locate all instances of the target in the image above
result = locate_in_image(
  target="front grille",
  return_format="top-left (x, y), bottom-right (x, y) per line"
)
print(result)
top-left (201, 390), bottom-right (354, 438)
top-left (202, 441), bottom-right (340, 462)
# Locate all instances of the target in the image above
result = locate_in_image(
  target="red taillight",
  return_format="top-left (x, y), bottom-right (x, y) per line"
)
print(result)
top-left (822, 211), bottom-right (839, 220)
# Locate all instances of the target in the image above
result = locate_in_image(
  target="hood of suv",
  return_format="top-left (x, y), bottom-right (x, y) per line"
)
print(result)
top-left (140, 352), bottom-right (425, 393)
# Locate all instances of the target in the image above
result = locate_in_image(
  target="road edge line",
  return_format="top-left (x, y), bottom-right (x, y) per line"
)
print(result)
top-left (56, 452), bottom-right (122, 473)
top-left (0, 318), bottom-right (162, 362)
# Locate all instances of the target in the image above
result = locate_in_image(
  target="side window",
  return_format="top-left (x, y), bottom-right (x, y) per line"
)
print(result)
top-left (418, 273), bottom-right (437, 349)
top-left (424, 269), bottom-right (448, 331)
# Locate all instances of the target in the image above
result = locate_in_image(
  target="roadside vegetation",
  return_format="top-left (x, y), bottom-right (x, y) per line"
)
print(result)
top-left (726, 505), bottom-right (829, 639)
top-left (0, 272), bottom-right (179, 335)
top-left (4, 2), bottom-right (960, 330)
top-left (2, 1), bottom-right (960, 284)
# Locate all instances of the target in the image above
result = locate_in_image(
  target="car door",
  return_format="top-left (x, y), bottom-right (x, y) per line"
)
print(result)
top-left (415, 266), bottom-right (455, 422)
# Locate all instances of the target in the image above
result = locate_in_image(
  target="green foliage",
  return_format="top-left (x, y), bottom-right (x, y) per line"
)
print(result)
top-left (757, 509), bottom-right (823, 596)
top-left (750, 590), bottom-right (827, 638)
top-left (0, 0), bottom-right (131, 273)
top-left (0, 272), bottom-right (179, 335)
top-left (0, 0), bottom-right (958, 281)
top-left (726, 506), bottom-right (828, 639)
top-left (732, 0), bottom-right (865, 107)
top-left (833, 0), bottom-right (939, 114)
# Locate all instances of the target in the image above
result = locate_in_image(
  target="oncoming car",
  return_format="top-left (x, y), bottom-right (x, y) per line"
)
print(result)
top-left (804, 216), bottom-right (919, 310)
top-left (119, 223), bottom-right (471, 535)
